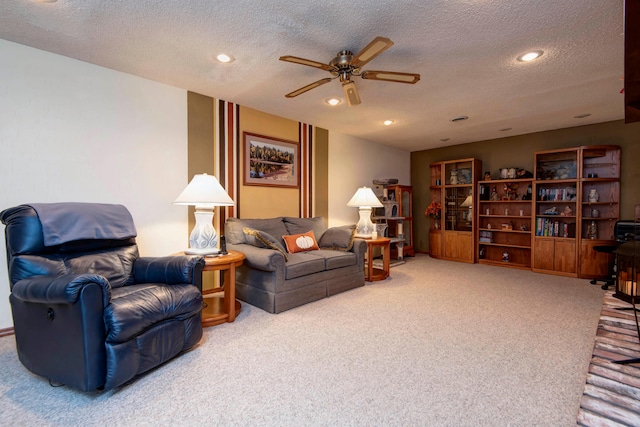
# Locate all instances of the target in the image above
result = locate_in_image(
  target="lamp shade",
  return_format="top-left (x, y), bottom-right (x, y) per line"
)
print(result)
top-left (174, 173), bottom-right (234, 207)
top-left (347, 187), bottom-right (383, 208)
top-left (460, 194), bottom-right (473, 207)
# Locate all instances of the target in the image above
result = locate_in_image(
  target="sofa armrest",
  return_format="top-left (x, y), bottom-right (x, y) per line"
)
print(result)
top-left (351, 238), bottom-right (367, 255)
top-left (11, 273), bottom-right (111, 307)
top-left (227, 243), bottom-right (286, 272)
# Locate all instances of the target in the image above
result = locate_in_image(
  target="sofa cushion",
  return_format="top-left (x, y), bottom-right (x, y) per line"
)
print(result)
top-left (225, 217), bottom-right (287, 245)
top-left (242, 227), bottom-right (288, 261)
top-left (283, 230), bottom-right (320, 254)
top-left (284, 252), bottom-right (327, 279)
top-left (283, 217), bottom-right (326, 239)
top-left (318, 225), bottom-right (356, 251)
top-left (307, 249), bottom-right (357, 270)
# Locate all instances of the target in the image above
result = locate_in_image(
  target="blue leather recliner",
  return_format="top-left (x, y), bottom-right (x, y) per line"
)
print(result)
top-left (0, 203), bottom-right (205, 391)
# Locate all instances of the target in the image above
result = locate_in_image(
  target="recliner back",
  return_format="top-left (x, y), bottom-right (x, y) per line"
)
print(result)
top-left (2, 205), bottom-right (138, 289)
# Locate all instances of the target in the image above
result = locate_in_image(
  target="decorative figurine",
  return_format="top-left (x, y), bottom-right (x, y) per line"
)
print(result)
top-left (490, 186), bottom-right (500, 201)
top-left (561, 205), bottom-right (573, 216)
top-left (503, 250), bottom-right (510, 262)
top-left (588, 189), bottom-right (599, 203)
top-left (587, 221), bottom-right (598, 239)
top-left (484, 172), bottom-right (492, 180)
top-left (503, 183), bottom-right (519, 200)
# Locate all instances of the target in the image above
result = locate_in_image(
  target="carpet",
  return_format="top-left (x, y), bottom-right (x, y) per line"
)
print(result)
top-left (0, 255), bottom-right (605, 426)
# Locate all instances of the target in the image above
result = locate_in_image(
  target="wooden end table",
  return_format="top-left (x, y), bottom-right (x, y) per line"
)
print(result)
top-left (176, 250), bottom-right (245, 327)
top-left (364, 237), bottom-right (391, 282)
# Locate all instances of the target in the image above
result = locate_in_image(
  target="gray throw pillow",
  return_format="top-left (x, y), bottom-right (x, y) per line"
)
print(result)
top-left (242, 227), bottom-right (288, 261)
top-left (283, 216), bottom-right (327, 239)
top-left (318, 224), bottom-right (356, 251)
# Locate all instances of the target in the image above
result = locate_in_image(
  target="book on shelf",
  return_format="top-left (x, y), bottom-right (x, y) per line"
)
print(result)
top-left (536, 218), bottom-right (574, 238)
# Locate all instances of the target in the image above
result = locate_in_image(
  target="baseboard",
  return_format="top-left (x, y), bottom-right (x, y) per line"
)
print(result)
top-left (0, 327), bottom-right (15, 337)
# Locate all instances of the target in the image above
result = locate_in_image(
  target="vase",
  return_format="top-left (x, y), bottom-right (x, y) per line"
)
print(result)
top-left (433, 219), bottom-right (440, 230)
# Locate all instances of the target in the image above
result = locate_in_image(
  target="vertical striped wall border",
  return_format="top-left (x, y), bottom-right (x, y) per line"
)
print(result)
top-left (299, 123), bottom-right (314, 217)
top-left (215, 100), bottom-right (240, 226)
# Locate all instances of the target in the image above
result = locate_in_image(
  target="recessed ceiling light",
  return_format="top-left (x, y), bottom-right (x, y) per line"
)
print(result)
top-left (383, 120), bottom-right (395, 126)
top-left (517, 50), bottom-right (543, 62)
top-left (325, 98), bottom-right (341, 106)
top-left (499, 128), bottom-right (512, 132)
top-left (574, 113), bottom-right (591, 119)
top-left (215, 53), bottom-right (235, 63)
top-left (440, 138), bottom-right (450, 142)
top-left (450, 116), bottom-right (469, 122)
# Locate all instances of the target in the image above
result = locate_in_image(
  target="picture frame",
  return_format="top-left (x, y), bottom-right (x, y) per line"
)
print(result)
top-left (243, 132), bottom-right (299, 188)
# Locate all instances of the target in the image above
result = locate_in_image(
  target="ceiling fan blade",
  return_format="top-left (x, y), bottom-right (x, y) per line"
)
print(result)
top-left (361, 70), bottom-right (421, 84)
top-left (279, 55), bottom-right (335, 72)
top-left (350, 37), bottom-right (394, 69)
top-left (285, 78), bottom-right (333, 98)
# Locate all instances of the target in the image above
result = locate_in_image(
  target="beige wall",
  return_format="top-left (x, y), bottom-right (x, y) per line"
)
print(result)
top-left (238, 106), bottom-right (301, 218)
top-left (411, 120), bottom-right (640, 253)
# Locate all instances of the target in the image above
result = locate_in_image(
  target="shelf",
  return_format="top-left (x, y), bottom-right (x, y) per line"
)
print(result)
top-left (534, 236), bottom-right (576, 241)
top-left (480, 215), bottom-right (531, 219)
top-left (479, 228), bottom-right (531, 234)
top-left (478, 259), bottom-right (531, 270)
top-left (535, 178), bottom-right (578, 183)
top-left (479, 242), bottom-right (531, 249)
top-left (581, 217), bottom-right (618, 221)
top-left (582, 177), bottom-right (620, 183)
top-left (478, 178), bottom-right (534, 184)
top-left (536, 215), bottom-right (576, 218)
top-left (536, 200), bottom-right (577, 204)
top-left (479, 199), bottom-right (533, 203)
top-left (443, 184), bottom-right (473, 188)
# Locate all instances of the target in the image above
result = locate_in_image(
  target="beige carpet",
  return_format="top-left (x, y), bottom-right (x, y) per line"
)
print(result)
top-left (0, 254), bottom-right (605, 426)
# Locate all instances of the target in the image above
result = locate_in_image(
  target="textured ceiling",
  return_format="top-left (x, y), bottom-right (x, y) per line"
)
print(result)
top-left (0, 0), bottom-right (625, 152)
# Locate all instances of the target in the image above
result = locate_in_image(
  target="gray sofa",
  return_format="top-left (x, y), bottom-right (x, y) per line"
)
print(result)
top-left (225, 217), bottom-right (366, 313)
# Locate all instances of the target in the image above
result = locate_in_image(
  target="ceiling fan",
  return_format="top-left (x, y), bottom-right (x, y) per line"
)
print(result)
top-left (279, 36), bottom-right (420, 106)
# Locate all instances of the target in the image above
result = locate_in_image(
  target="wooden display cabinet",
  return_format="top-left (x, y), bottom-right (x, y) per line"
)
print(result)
top-left (476, 178), bottom-right (533, 269)
top-left (578, 146), bottom-right (620, 278)
top-left (387, 184), bottom-right (414, 258)
top-left (430, 158), bottom-right (481, 263)
top-left (532, 148), bottom-right (579, 276)
top-left (428, 162), bottom-right (443, 258)
top-left (531, 145), bottom-right (620, 278)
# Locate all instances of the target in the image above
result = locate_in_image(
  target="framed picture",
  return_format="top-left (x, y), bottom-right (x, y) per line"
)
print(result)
top-left (243, 132), bottom-right (299, 188)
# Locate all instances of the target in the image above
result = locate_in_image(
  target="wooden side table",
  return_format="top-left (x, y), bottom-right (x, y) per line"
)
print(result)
top-left (176, 250), bottom-right (245, 327)
top-left (364, 237), bottom-right (391, 282)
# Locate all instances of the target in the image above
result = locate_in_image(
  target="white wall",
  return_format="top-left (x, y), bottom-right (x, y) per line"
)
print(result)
top-left (0, 40), bottom-right (190, 329)
top-left (327, 132), bottom-right (411, 227)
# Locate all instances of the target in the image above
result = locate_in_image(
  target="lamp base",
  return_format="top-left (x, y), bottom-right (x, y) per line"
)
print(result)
top-left (185, 247), bottom-right (220, 255)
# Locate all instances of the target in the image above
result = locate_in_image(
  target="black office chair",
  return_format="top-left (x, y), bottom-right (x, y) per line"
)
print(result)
top-left (1, 203), bottom-right (205, 391)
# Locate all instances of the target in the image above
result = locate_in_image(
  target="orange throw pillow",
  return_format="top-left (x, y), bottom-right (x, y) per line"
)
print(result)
top-left (282, 230), bottom-right (319, 253)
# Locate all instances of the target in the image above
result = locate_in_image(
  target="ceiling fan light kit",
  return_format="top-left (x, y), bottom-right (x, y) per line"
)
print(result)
top-left (280, 36), bottom-right (420, 106)
top-left (342, 81), bottom-right (361, 106)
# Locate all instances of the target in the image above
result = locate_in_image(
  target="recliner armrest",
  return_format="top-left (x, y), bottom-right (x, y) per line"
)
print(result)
top-left (134, 256), bottom-right (205, 288)
top-left (11, 273), bottom-right (111, 307)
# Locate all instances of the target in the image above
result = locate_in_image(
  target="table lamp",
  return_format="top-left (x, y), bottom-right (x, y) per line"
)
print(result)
top-left (347, 186), bottom-right (383, 238)
top-left (174, 173), bottom-right (234, 255)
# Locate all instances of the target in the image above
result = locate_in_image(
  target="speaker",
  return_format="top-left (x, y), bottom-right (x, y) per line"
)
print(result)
top-left (220, 235), bottom-right (228, 255)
